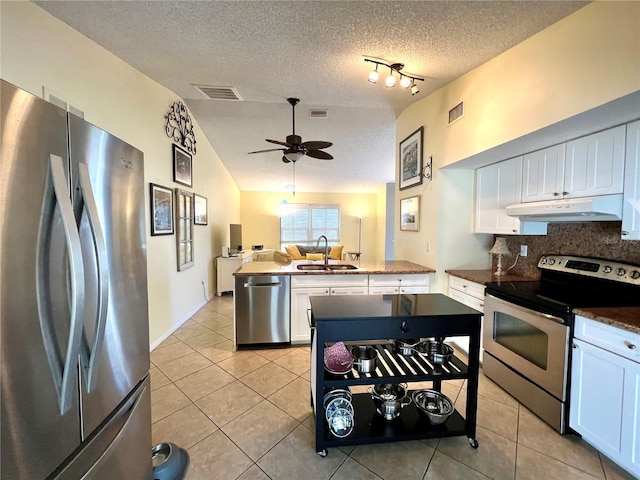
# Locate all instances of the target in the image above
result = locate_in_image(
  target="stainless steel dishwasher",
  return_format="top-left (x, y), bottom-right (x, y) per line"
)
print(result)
top-left (235, 275), bottom-right (291, 345)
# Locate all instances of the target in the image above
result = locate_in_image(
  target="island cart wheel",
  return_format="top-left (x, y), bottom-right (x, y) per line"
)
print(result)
top-left (468, 438), bottom-right (479, 448)
top-left (317, 450), bottom-right (328, 457)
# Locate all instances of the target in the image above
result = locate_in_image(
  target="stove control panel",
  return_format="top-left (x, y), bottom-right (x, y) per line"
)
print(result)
top-left (538, 255), bottom-right (640, 286)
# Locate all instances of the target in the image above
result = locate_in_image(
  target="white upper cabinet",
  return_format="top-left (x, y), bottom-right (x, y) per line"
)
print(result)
top-left (622, 120), bottom-right (640, 240)
top-left (564, 125), bottom-right (626, 198)
top-left (475, 156), bottom-right (545, 235)
top-left (475, 157), bottom-right (522, 234)
top-left (521, 144), bottom-right (566, 202)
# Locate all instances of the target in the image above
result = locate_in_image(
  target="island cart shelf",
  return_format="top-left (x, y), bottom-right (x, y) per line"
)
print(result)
top-left (309, 293), bottom-right (482, 457)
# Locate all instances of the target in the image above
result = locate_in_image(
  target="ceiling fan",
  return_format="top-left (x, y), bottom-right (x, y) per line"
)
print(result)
top-left (248, 98), bottom-right (333, 163)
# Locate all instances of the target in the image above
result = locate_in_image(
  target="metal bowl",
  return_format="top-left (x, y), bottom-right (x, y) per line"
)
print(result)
top-left (327, 407), bottom-right (354, 438)
top-left (151, 443), bottom-right (182, 478)
top-left (412, 389), bottom-right (454, 425)
top-left (422, 341), bottom-right (453, 365)
top-left (322, 389), bottom-right (352, 410)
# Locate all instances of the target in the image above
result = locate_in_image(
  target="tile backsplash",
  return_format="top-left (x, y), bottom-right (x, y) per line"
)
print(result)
top-left (493, 222), bottom-right (640, 279)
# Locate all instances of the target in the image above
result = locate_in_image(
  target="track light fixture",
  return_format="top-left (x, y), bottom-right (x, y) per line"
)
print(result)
top-left (364, 58), bottom-right (424, 94)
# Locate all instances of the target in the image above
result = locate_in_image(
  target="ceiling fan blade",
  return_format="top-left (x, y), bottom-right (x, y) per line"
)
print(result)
top-left (266, 139), bottom-right (293, 147)
top-left (301, 140), bottom-right (333, 150)
top-left (281, 156), bottom-right (291, 163)
top-left (248, 148), bottom-right (286, 154)
top-left (306, 149), bottom-right (333, 160)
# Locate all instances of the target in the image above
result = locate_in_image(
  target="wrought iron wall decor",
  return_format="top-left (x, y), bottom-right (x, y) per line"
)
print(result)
top-left (165, 101), bottom-right (197, 155)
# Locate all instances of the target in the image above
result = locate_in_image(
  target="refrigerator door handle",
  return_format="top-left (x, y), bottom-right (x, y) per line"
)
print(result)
top-left (78, 162), bottom-right (110, 393)
top-left (36, 154), bottom-right (85, 414)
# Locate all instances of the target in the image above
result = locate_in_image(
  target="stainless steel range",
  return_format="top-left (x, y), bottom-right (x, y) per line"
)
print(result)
top-left (483, 255), bottom-right (640, 433)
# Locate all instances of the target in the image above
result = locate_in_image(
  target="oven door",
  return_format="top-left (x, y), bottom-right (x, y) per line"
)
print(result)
top-left (483, 294), bottom-right (570, 400)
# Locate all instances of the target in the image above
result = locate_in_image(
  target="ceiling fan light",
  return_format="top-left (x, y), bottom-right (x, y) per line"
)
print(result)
top-left (400, 76), bottom-right (411, 89)
top-left (385, 73), bottom-right (396, 88)
top-left (368, 67), bottom-right (379, 84)
top-left (284, 151), bottom-right (305, 162)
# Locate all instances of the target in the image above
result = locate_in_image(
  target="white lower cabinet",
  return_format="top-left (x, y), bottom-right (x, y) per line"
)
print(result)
top-left (290, 275), bottom-right (369, 344)
top-left (447, 276), bottom-right (485, 361)
top-left (570, 316), bottom-right (640, 478)
top-left (368, 274), bottom-right (430, 295)
top-left (623, 120), bottom-right (640, 240)
top-left (290, 273), bottom-right (431, 344)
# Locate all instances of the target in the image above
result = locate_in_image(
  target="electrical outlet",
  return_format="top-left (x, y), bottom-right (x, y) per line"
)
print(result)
top-left (520, 245), bottom-right (528, 257)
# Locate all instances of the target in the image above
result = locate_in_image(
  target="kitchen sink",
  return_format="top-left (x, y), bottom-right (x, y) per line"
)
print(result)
top-left (296, 264), bottom-right (358, 271)
top-left (296, 264), bottom-right (328, 271)
top-left (327, 264), bottom-right (358, 270)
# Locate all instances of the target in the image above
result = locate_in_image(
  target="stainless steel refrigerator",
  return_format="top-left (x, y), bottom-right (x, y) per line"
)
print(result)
top-left (1, 80), bottom-right (152, 479)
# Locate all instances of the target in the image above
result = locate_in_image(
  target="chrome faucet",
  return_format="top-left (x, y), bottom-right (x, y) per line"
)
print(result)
top-left (316, 235), bottom-right (329, 268)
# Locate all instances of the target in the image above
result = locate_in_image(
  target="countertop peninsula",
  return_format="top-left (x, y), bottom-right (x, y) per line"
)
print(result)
top-left (233, 260), bottom-right (435, 276)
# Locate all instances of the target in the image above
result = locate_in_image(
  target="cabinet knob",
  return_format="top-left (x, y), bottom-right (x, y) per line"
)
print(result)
top-left (572, 344), bottom-right (578, 349)
top-left (562, 191), bottom-right (569, 196)
top-left (625, 342), bottom-right (637, 350)
top-left (400, 320), bottom-right (408, 334)
top-left (553, 192), bottom-right (561, 197)
top-left (622, 231), bottom-right (629, 236)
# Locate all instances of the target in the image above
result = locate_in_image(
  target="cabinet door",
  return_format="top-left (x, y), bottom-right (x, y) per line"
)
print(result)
top-left (522, 144), bottom-right (566, 202)
top-left (622, 363), bottom-right (640, 477)
top-left (570, 339), bottom-right (626, 458)
top-left (564, 125), bottom-right (625, 198)
top-left (623, 120), bottom-right (640, 240)
top-left (475, 157), bottom-right (523, 234)
top-left (291, 287), bottom-right (329, 344)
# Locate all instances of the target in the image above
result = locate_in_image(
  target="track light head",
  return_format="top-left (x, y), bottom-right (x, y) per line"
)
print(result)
top-left (385, 70), bottom-right (396, 88)
top-left (411, 83), bottom-right (420, 95)
top-left (368, 65), bottom-right (379, 84)
top-left (400, 75), bottom-right (411, 89)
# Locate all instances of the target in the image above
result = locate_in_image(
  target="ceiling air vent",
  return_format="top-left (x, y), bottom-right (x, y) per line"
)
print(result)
top-left (309, 109), bottom-right (328, 119)
top-left (193, 85), bottom-right (242, 101)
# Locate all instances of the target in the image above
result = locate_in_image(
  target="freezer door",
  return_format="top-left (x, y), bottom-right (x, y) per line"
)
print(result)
top-left (1, 81), bottom-right (82, 478)
top-left (67, 115), bottom-right (150, 439)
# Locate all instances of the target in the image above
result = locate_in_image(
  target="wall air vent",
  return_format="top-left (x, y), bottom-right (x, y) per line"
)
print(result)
top-left (193, 85), bottom-right (242, 101)
top-left (309, 109), bottom-right (328, 119)
top-left (448, 101), bottom-right (464, 124)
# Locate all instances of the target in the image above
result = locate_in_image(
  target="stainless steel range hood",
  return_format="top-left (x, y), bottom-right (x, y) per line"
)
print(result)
top-left (506, 194), bottom-right (623, 222)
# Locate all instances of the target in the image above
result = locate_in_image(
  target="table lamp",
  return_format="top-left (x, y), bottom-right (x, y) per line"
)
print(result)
top-left (490, 237), bottom-right (511, 276)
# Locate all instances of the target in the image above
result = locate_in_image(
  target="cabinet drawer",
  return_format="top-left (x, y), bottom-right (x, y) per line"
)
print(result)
top-left (448, 276), bottom-right (485, 301)
top-left (574, 316), bottom-right (640, 362)
top-left (291, 274), bottom-right (368, 288)
top-left (399, 286), bottom-right (430, 294)
top-left (368, 286), bottom-right (398, 295)
top-left (330, 287), bottom-right (368, 296)
top-left (368, 274), bottom-right (430, 287)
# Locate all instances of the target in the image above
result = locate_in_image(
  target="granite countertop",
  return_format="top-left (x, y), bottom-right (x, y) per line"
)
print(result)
top-left (233, 260), bottom-right (435, 276)
top-left (445, 269), bottom-right (535, 285)
top-left (573, 307), bottom-right (640, 335)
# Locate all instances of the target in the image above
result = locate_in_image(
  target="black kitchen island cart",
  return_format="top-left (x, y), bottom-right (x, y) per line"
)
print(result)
top-left (309, 293), bottom-right (482, 456)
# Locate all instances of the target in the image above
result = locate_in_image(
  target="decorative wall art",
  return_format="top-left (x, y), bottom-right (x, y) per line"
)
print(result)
top-left (173, 144), bottom-right (192, 187)
top-left (175, 188), bottom-right (194, 271)
top-left (194, 194), bottom-right (208, 225)
top-left (400, 195), bottom-right (420, 231)
top-left (164, 101), bottom-right (196, 155)
top-left (399, 126), bottom-right (423, 190)
top-left (150, 183), bottom-right (174, 236)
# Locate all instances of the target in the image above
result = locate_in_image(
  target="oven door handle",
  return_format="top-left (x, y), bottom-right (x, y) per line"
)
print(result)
top-left (484, 294), bottom-right (566, 325)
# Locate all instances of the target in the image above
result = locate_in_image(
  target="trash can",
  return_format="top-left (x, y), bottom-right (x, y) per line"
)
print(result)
top-left (152, 443), bottom-right (189, 480)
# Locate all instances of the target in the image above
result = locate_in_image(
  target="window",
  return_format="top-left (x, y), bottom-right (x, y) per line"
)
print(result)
top-left (280, 204), bottom-right (340, 248)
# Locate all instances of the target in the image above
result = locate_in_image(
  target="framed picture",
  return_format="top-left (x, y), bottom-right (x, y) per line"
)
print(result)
top-left (175, 188), bottom-right (195, 271)
top-left (194, 194), bottom-right (208, 225)
top-left (399, 126), bottom-right (423, 190)
top-left (150, 183), bottom-right (174, 236)
top-left (173, 144), bottom-right (192, 187)
top-left (400, 195), bottom-right (420, 232)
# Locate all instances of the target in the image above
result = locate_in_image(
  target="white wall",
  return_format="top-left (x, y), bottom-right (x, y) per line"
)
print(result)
top-left (396, 1), bottom-right (640, 293)
top-left (0, 2), bottom-right (241, 347)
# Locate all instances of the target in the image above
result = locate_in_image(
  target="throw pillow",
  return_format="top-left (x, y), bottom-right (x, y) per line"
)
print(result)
top-left (284, 245), bottom-right (303, 260)
top-left (330, 246), bottom-right (344, 260)
top-left (306, 253), bottom-right (325, 261)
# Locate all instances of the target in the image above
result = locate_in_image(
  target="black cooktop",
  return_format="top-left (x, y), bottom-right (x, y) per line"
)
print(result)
top-left (486, 262), bottom-right (640, 320)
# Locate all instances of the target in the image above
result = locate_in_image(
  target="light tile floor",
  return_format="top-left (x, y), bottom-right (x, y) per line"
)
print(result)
top-left (150, 295), bottom-right (636, 480)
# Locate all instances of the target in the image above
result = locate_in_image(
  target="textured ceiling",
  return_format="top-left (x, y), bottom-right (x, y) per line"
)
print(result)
top-left (35, 1), bottom-right (589, 193)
